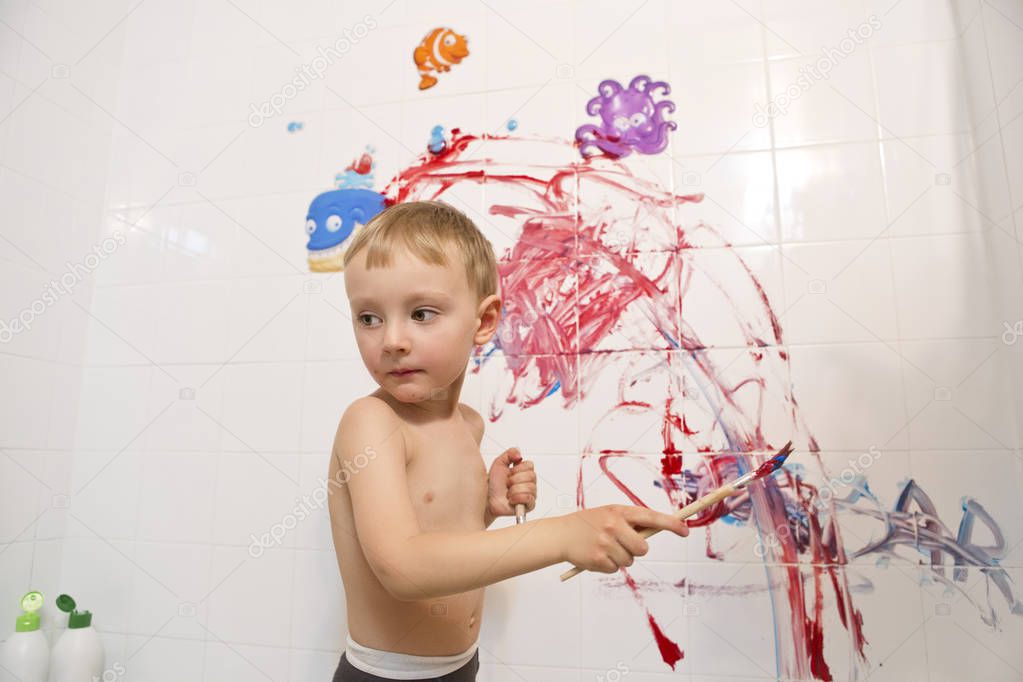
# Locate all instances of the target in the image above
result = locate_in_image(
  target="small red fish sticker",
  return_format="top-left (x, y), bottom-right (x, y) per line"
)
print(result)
top-left (345, 152), bottom-right (373, 176)
top-left (413, 27), bottom-right (469, 90)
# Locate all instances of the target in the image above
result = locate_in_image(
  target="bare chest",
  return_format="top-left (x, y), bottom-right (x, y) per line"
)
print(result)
top-left (402, 421), bottom-right (488, 532)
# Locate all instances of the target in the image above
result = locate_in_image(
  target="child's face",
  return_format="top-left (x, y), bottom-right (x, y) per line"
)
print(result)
top-left (344, 243), bottom-right (499, 405)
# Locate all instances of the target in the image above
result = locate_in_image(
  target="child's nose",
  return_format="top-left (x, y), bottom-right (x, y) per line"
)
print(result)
top-left (382, 325), bottom-right (410, 353)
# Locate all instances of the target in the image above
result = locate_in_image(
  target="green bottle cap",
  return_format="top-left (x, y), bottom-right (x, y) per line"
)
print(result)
top-left (15, 591), bottom-right (43, 633)
top-left (55, 593), bottom-right (93, 629)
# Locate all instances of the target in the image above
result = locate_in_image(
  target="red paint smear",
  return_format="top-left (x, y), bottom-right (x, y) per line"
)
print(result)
top-left (681, 414), bottom-right (697, 435)
top-left (802, 565), bottom-right (830, 681)
top-left (622, 571), bottom-right (684, 669)
top-left (379, 129), bottom-right (867, 679)
top-left (647, 613), bottom-right (684, 670)
top-left (660, 453), bottom-right (682, 477)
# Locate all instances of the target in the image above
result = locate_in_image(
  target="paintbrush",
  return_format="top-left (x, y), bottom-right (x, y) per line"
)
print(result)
top-left (559, 441), bottom-right (794, 582)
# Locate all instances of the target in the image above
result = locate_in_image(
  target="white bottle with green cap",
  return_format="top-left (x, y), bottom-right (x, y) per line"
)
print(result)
top-left (0, 591), bottom-right (50, 682)
top-left (47, 594), bottom-right (103, 682)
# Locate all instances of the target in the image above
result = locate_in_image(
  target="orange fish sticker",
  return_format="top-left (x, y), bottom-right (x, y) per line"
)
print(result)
top-left (413, 27), bottom-right (469, 90)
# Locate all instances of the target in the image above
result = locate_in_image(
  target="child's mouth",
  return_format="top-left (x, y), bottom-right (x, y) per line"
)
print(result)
top-left (389, 369), bottom-right (421, 376)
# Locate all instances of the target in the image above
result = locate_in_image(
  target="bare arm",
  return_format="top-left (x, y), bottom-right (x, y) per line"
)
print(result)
top-left (333, 396), bottom-right (565, 601)
top-left (399, 518), bottom-right (563, 599)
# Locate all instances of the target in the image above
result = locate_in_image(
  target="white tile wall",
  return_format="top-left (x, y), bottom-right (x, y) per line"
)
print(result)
top-left (2, 1), bottom-right (1022, 681)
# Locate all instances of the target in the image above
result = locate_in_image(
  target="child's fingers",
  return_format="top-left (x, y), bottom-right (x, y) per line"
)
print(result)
top-left (492, 448), bottom-right (520, 470)
top-left (508, 477), bottom-right (536, 507)
top-left (623, 506), bottom-right (689, 537)
top-left (509, 470), bottom-right (537, 486)
top-left (499, 448), bottom-right (522, 466)
top-left (508, 491), bottom-right (536, 506)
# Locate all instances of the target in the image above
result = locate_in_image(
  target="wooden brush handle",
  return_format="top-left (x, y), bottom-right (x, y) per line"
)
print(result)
top-left (559, 482), bottom-right (738, 582)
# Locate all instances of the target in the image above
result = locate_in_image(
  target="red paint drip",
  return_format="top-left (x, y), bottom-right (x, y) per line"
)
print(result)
top-left (647, 613), bottom-right (684, 670)
top-left (622, 571), bottom-right (683, 669)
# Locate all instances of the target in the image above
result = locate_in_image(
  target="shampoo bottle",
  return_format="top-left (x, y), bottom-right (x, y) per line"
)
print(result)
top-left (0, 591), bottom-right (49, 682)
top-left (47, 594), bottom-right (103, 682)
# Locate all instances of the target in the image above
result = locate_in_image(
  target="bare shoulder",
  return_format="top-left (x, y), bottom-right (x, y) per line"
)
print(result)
top-left (327, 395), bottom-right (423, 598)
top-left (458, 403), bottom-right (485, 446)
top-left (333, 395), bottom-right (407, 465)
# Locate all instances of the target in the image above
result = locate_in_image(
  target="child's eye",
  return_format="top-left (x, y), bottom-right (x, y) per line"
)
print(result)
top-left (412, 309), bottom-right (438, 322)
top-left (357, 314), bottom-right (380, 326)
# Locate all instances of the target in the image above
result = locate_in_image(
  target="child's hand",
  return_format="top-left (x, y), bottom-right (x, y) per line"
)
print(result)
top-left (559, 505), bottom-right (689, 573)
top-left (486, 447), bottom-right (537, 518)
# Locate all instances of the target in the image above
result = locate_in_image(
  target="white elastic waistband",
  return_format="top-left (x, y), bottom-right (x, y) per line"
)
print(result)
top-left (344, 633), bottom-right (478, 680)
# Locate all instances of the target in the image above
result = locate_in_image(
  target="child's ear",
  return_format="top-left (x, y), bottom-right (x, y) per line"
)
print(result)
top-left (473, 294), bottom-right (502, 346)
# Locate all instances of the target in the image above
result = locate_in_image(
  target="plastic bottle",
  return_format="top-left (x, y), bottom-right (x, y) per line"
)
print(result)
top-left (47, 594), bottom-right (103, 682)
top-left (0, 591), bottom-right (50, 682)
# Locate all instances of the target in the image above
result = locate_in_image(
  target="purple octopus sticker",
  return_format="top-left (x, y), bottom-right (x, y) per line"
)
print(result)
top-left (575, 74), bottom-right (677, 159)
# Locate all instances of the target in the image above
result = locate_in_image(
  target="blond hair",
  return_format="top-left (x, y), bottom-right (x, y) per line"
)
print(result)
top-left (342, 201), bottom-right (499, 302)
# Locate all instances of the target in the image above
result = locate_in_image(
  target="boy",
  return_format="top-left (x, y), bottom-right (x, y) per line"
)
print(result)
top-left (327, 201), bottom-right (689, 681)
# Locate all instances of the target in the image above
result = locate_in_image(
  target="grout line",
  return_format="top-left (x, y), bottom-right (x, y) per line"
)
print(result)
top-left (10, 444), bottom-right (1014, 458)
top-left (975, 1), bottom-right (1023, 455)
top-left (756, 0), bottom-right (796, 419)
